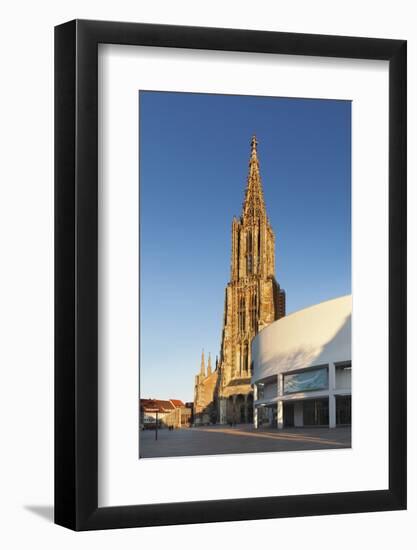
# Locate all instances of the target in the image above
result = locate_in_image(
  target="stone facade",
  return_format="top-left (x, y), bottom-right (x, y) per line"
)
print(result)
top-left (194, 136), bottom-right (286, 425)
top-left (193, 352), bottom-right (219, 425)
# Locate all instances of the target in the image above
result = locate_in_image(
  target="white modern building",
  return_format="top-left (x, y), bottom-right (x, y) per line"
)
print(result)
top-left (251, 295), bottom-right (351, 429)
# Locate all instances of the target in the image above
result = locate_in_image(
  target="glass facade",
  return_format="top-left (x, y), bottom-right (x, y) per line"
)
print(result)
top-left (256, 383), bottom-right (264, 400)
top-left (336, 395), bottom-right (351, 425)
top-left (255, 365), bottom-right (352, 429)
top-left (284, 367), bottom-right (328, 394)
top-left (303, 398), bottom-right (329, 426)
top-left (257, 404), bottom-right (277, 427)
top-left (335, 362), bottom-right (352, 390)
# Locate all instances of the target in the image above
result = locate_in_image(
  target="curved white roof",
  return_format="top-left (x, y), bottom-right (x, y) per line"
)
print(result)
top-left (252, 295), bottom-right (351, 384)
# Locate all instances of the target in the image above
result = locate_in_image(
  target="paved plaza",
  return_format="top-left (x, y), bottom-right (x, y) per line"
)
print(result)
top-left (139, 424), bottom-right (351, 458)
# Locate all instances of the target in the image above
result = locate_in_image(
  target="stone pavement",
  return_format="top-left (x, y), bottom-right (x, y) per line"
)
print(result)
top-left (139, 424), bottom-right (351, 458)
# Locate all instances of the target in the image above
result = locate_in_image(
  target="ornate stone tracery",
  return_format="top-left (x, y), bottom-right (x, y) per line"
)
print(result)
top-left (194, 136), bottom-right (286, 425)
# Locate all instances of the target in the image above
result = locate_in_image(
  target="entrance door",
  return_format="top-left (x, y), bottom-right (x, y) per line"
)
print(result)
top-left (303, 399), bottom-right (329, 426)
top-left (284, 402), bottom-right (294, 427)
top-left (336, 395), bottom-right (351, 425)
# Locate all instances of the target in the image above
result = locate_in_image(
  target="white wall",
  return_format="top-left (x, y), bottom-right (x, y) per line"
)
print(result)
top-left (0, 2), bottom-right (416, 550)
top-left (336, 366), bottom-right (352, 390)
top-left (252, 296), bottom-right (351, 383)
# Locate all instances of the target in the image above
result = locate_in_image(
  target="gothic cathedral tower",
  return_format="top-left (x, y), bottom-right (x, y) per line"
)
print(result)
top-left (217, 136), bottom-right (286, 424)
top-left (193, 136), bottom-right (285, 426)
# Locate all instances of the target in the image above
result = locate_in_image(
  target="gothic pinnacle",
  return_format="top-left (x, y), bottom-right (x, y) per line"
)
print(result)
top-left (207, 353), bottom-right (212, 376)
top-left (200, 349), bottom-right (206, 376)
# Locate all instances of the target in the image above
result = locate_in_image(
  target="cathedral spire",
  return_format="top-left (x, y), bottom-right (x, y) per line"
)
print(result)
top-left (194, 137), bottom-right (285, 426)
top-left (200, 349), bottom-right (206, 377)
top-left (250, 134), bottom-right (258, 160)
top-left (242, 135), bottom-right (266, 219)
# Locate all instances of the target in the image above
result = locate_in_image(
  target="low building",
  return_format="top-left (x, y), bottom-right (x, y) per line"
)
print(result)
top-left (251, 295), bottom-right (351, 429)
top-left (140, 398), bottom-right (192, 429)
top-left (170, 399), bottom-right (192, 427)
top-left (184, 402), bottom-right (194, 425)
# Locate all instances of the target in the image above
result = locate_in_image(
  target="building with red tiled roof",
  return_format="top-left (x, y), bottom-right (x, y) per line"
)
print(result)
top-left (140, 398), bottom-right (192, 429)
top-left (140, 399), bottom-right (175, 413)
top-left (170, 399), bottom-right (185, 408)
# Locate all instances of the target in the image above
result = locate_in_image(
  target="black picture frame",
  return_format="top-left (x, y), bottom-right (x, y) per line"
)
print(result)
top-left (55, 19), bottom-right (407, 531)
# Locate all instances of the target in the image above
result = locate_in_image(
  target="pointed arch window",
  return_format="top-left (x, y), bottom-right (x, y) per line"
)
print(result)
top-left (237, 228), bottom-right (241, 278)
top-left (238, 296), bottom-right (245, 333)
top-left (251, 293), bottom-right (257, 332)
top-left (247, 231), bottom-right (253, 274)
top-left (243, 341), bottom-right (249, 373)
top-left (257, 221), bottom-right (261, 271)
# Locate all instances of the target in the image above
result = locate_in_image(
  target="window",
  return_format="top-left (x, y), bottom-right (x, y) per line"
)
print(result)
top-left (242, 342), bottom-right (248, 373)
top-left (283, 367), bottom-right (328, 394)
top-left (303, 399), bottom-right (329, 426)
top-left (256, 383), bottom-right (264, 400)
top-left (336, 395), bottom-right (351, 425)
top-left (250, 292), bottom-right (257, 331)
top-left (238, 296), bottom-right (245, 332)
top-left (335, 362), bottom-right (352, 390)
top-left (247, 255), bottom-right (253, 274)
top-left (257, 222), bottom-right (261, 269)
top-left (246, 231), bottom-right (253, 274)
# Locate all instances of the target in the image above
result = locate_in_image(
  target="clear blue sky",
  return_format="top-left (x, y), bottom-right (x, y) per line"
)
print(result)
top-left (139, 91), bottom-right (351, 402)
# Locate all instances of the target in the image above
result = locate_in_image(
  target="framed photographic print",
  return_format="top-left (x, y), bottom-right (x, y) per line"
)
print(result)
top-left (55, 20), bottom-right (406, 530)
